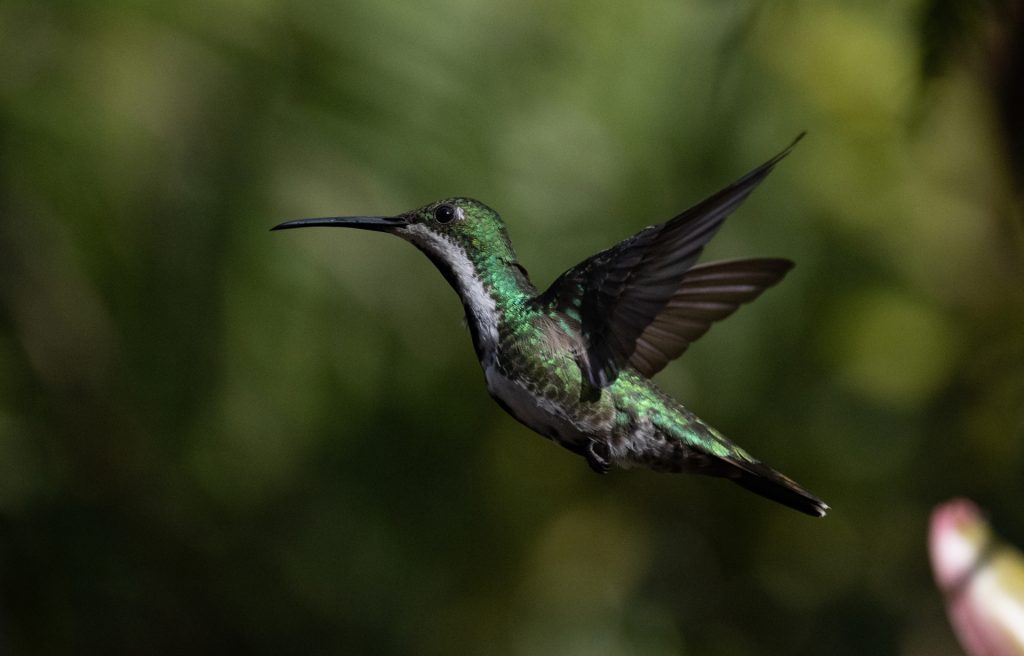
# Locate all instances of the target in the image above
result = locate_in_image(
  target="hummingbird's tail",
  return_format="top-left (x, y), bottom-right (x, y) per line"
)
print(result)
top-left (720, 457), bottom-right (829, 518)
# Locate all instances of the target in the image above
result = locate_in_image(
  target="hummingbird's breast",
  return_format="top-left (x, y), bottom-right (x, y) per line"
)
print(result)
top-left (482, 312), bottom-right (611, 450)
top-left (484, 364), bottom-right (589, 446)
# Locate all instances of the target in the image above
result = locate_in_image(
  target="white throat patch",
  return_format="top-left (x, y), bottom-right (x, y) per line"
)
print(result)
top-left (399, 223), bottom-right (500, 356)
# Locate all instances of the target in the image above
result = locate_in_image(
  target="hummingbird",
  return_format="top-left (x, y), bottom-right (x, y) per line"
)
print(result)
top-left (273, 135), bottom-right (828, 517)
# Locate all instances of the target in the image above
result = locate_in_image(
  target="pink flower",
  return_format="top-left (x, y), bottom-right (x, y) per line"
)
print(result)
top-left (929, 499), bottom-right (1024, 656)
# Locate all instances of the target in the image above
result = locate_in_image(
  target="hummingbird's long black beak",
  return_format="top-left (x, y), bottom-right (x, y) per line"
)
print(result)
top-left (271, 215), bottom-right (408, 232)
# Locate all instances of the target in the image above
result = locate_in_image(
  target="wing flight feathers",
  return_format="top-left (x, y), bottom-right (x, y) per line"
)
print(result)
top-left (539, 134), bottom-right (803, 388)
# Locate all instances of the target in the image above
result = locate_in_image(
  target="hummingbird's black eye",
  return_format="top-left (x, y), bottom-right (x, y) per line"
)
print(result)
top-left (434, 204), bottom-right (456, 224)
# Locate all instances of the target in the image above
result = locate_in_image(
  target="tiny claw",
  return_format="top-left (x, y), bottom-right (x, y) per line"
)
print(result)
top-left (586, 441), bottom-right (611, 474)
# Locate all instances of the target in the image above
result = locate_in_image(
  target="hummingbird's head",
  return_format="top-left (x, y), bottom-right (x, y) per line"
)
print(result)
top-left (395, 197), bottom-right (517, 261)
top-left (273, 197), bottom-right (519, 266)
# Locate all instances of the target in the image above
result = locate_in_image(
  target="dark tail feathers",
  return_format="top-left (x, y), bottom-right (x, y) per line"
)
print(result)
top-left (724, 458), bottom-right (829, 518)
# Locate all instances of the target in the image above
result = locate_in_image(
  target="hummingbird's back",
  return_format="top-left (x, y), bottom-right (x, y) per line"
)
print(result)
top-left (605, 370), bottom-right (827, 516)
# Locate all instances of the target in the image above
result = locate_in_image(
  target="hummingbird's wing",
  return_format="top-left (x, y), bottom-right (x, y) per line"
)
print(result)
top-left (628, 258), bottom-right (792, 378)
top-left (539, 134), bottom-right (802, 389)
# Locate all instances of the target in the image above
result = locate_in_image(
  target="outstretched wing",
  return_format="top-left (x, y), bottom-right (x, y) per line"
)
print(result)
top-left (628, 258), bottom-right (793, 378)
top-left (538, 134), bottom-right (803, 389)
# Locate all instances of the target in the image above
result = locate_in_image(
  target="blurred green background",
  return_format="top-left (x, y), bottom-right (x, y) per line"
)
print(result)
top-left (2, 0), bottom-right (1023, 654)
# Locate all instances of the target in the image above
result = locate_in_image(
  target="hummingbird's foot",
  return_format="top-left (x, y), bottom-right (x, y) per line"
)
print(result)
top-left (586, 440), bottom-right (611, 474)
